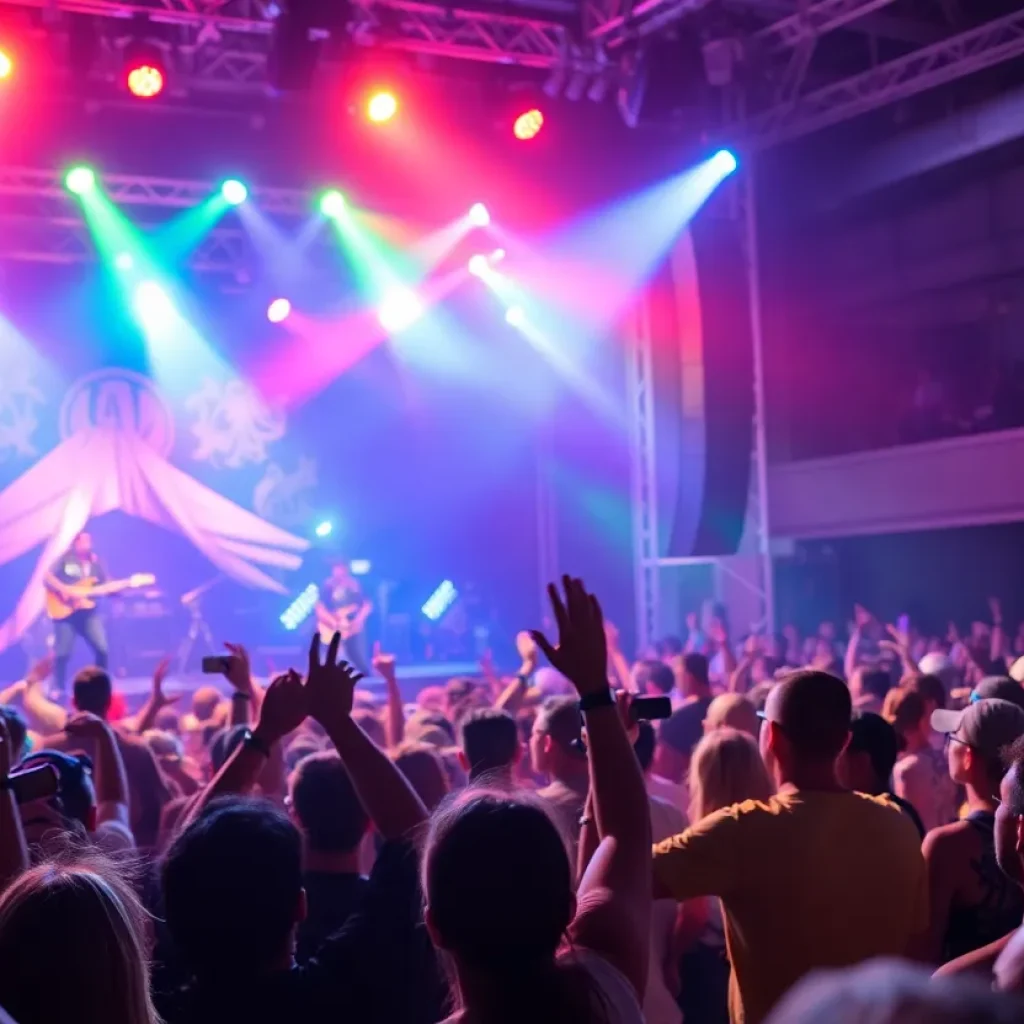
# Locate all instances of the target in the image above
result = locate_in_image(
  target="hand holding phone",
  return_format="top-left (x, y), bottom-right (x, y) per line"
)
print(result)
top-left (6, 764), bottom-right (59, 805)
top-left (201, 655), bottom-right (233, 675)
top-left (629, 695), bottom-right (672, 723)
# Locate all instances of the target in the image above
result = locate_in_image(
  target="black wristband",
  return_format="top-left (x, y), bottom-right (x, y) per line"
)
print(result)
top-left (0, 777), bottom-right (11, 792)
top-left (578, 689), bottom-right (615, 712)
top-left (231, 691), bottom-right (252, 702)
top-left (242, 729), bottom-right (271, 759)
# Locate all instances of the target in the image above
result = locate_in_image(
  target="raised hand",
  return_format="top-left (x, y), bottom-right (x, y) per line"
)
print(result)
top-left (371, 641), bottom-right (397, 683)
top-left (25, 653), bottom-right (54, 688)
top-left (253, 669), bottom-right (306, 744)
top-left (306, 632), bottom-right (365, 726)
top-left (515, 630), bottom-right (539, 676)
top-left (853, 604), bottom-right (873, 630)
top-left (223, 642), bottom-right (254, 696)
top-left (530, 576), bottom-right (607, 697)
top-left (150, 656), bottom-right (178, 710)
top-left (603, 620), bottom-right (621, 652)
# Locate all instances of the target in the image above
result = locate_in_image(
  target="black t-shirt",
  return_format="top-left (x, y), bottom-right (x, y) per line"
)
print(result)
top-left (155, 840), bottom-right (445, 1024)
top-left (50, 552), bottom-right (106, 587)
top-left (323, 576), bottom-right (362, 610)
top-left (295, 870), bottom-right (369, 963)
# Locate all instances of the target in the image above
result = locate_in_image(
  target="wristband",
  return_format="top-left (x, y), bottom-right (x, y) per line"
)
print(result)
top-left (242, 729), bottom-right (272, 759)
top-left (0, 777), bottom-right (11, 791)
top-left (231, 691), bottom-right (252, 702)
top-left (578, 689), bottom-right (615, 712)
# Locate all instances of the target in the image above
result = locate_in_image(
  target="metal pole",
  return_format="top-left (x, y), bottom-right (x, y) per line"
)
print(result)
top-left (744, 159), bottom-right (776, 634)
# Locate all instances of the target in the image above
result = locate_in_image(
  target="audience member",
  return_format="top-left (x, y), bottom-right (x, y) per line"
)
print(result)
top-left (392, 741), bottom-right (450, 811)
top-left (849, 666), bottom-right (891, 714)
top-left (883, 687), bottom-right (956, 831)
top-left (457, 707), bottom-right (520, 781)
top-left (531, 695), bottom-right (590, 846)
top-left (653, 670), bottom-right (928, 1024)
top-left (704, 693), bottom-right (759, 738)
top-left (837, 711), bottom-right (925, 837)
top-left (675, 652), bottom-right (713, 710)
top-left (649, 702), bottom-right (704, 815)
top-left (923, 699), bottom-right (1024, 964)
top-left (632, 660), bottom-right (677, 702)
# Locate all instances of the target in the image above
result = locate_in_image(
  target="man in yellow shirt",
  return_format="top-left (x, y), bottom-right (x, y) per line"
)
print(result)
top-left (653, 670), bottom-right (928, 1024)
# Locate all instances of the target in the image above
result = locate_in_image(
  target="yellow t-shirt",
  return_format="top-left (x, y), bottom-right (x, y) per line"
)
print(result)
top-left (652, 790), bottom-right (928, 1024)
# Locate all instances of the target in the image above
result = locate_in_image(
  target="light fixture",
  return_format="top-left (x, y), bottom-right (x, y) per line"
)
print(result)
top-left (378, 288), bottom-right (423, 333)
top-left (513, 108), bottom-right (544, 141)
top-left (367, 90), bottom-right (398, 123)
top-left (469, 203), bottom-right (490, 227)
top-left (65, 166), bottom-right (97, 195)
top-left (221, 179), bottom-right (248, 205)
top-left (320, 190), bottom-right (346, 217)
top-left (267, 298), bottom-right (292, 323)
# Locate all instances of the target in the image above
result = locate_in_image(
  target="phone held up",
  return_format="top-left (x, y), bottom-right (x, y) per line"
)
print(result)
top-left (201, 655), bottom-right (233, 675)
top-left (629, 695), bottom-right (672, 723)
top-left (7, 764), bottom-right (59, 805)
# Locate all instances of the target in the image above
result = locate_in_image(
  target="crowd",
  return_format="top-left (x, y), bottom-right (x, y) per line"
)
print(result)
top-left (4, 579), bottom-right (1024, 1023)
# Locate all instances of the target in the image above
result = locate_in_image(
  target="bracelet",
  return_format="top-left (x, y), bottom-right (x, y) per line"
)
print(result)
top-left (577, 814), bottom-right (593, 829)
top-left (578, 689), bottom-right (615, 712)
top-left (231, 691), bottom-right (252, 702)
top-left (242, 729), bottom-right (271, 759)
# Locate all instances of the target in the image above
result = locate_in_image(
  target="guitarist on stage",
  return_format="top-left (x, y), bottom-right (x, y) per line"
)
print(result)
top-left (43, 531), bottom-right (111, 698)
top-left (315, 559), bottom-right (373, 676)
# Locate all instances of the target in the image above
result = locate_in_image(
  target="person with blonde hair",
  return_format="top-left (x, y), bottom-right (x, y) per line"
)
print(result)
top-left (0, 856), bottom-right (160, 1024)
top-left (687, 727), bottom-right (774, 824)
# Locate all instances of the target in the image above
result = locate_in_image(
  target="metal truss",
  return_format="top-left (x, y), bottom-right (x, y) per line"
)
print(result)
top-left (751, 0), bottom-right (900, 54)
top-left (751, 6), bottom-right (1024, 147)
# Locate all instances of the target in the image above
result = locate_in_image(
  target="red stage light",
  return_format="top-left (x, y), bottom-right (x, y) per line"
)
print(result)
top-left (513, 108), bottom-right (544, 141)
top-left (367, 91), bottom-right (398, 123)
top-left (126, 62), bottom-right (164, 99)
top-left (0, 48), bottom-right (12, 80)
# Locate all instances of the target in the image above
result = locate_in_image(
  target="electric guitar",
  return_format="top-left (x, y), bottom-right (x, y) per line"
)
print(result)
top-left (46, 573), bottom-right (157, 621)
top-left (317, 602), bottom-right (372, 644)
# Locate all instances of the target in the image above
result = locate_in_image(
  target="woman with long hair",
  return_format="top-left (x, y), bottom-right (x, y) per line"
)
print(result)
top-left (678, 728), bottom-right (775, 1024)
top-left (0, 856), bottom-right (160, 1024)
top-left (422, 577), bottom-right (650, 1023)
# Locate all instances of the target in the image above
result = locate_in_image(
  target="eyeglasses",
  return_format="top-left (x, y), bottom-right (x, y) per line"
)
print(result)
top-left (944, 733), bottom-right (969, 752)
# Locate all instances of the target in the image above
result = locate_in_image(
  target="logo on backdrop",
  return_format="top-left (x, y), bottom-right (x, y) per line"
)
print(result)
top-left (185, 377), bottom-right (286, 469)
top-left (59, 369), bottom-right (175, 456)
top-left (0, 354), bottom-right (44, 462)
top-left (253, 456), bottom-right (318, 527)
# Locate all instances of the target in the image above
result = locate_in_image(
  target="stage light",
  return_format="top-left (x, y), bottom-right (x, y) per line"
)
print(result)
top-left (491, 248), bottom-right (506, 264)
top-left (65, 166), bottom-right (96, 195)
top-left (468, 254), bottom-right (488, 277)
top-left (422, 580), bottom-right (458, 622)
top-left (133, 280), bottom-right (173, 322)
top-left (350, 559), bottom-right (372, 576)
top-left (221, 179), bottom-right (248, 205)
top-left (320, 190), bottom-right (346, 217)
top-left (513, 108), bottom-right (544, 141)
top-left (469, 203), bottom-right (490, 227)
top-left (378, 288), bottom-right (423, 333)
top-left (713, 149), bottom-right (738, 175)
top-left (126, 61), bottom-right (164, 99)
top-left (314, 519), bottom-right (333, 538)
top-left (267, 298), bottom-right (292, 323)
top-left (367, 91), bottom-right (397, 123)
top-left (505, 305), bottom-right (526, 328)
top-left (114, 252), bottom-right (134, 272)
top-left (281, 583), bottom-right (320, 630)
top-left (0, 49), bottom-right (13, 80)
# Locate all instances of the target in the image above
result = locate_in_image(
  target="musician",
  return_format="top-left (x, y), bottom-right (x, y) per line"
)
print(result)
top-left (315, 560), bottom-right (372, 675)
top-left (44, 531), bottom-right (109, 697)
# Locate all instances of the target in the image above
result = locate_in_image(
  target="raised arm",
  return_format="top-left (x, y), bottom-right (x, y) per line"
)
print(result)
top-left (65, 713), bottom-right (131, 831)
top-left (125, 657), bottom-right (177, 734)
top-left (531, 577), bottom-right (651, 998)
top-left (845, 606), bottom-right (872, 681)
top-left (179, 669), bottom-right (307, 832)
top-left (307, 633), bottom-right (427, 841)
top-left (373, 644), bottom-right (406, 748)
top-left (21, 656), bottom-right (67, 735)
top-left (494, 632), bottom-right (539, 714)
top-left (604, 621), bottom-right (632, 692)
top-left (0, 715), bottom-right (29, 890)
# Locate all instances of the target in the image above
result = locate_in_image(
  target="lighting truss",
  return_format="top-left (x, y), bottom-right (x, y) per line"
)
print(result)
top-left (750, 0), bottom-right (901, 53)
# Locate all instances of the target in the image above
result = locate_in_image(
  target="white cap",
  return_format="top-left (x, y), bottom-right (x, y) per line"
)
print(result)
top-left (918, 652), bottom-right (959, 690)
top-left (1011, 656), bottom-right (1024, 684)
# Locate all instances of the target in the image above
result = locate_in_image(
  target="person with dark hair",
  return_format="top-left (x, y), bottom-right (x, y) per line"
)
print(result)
top-left (532, 695), bottom-right (590, 847)
top-left (632, 660), bottom-right (677, 700)
top-left (678, 652), bottom-right (712, 705)
top-left (883, 687), bottom-right (956, 831)
top-left (158, 634), bottom-right (442, 1024)
top-left (649, 701), bottom-right (704, 818)
top-left (850, 666), bottom-right (891, 714)
top-left (653, 670), bottom-right (927, 1024)
top-left (838, 712), bottom-right (926, 838)
top-left (457, 707), bottom-right (520, 781)
top-left (288, 751), bottom-right (371, 961)
top-left (423, 577), bottom-right (651, 1024)
top-left (0, 706), bottom-right (27, 764)
top-left (921, 699), bottom-right (1024, 965)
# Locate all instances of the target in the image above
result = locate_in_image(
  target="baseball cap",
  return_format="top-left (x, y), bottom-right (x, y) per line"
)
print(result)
top-left (971, 676), bottom-right (1024, 713)
top-left (1010, 656), bottom-right (1024, 684)
top-left (931, 698), bottom-right (1024, 757)
top-left (19, 749), bottom-right (95, 826)
top-left (918, 653), bottom-right (958, 690)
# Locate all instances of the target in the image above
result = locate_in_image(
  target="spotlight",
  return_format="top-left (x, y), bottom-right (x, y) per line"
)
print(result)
top-left (422, 580), bottom-right (458, 622)
top-left (65, 166), bottom-right (96, 195)
top-left (468, 254), bottom-right (488, 277)
top-left (505, 306), bottom-right (526, 328)
top-left (378, 288), bottom-right (423, 333)
top-left (490, 248), bottom-right (506, 264)
top-left (124, 46), bottom-right (165, 99)
top-left (513, 108), bottom-right (544, 141)
top-left (133, 280), bottom-right (173, 322)
top-left (114, 252), bottom-right (134, 272)
top-left (320, 190), bottom-right (346, 217)
top-left (314, 519), bottom-right (333, 538)
top-left (367, 90), bottom-right (398, 123)
top-left (0, 49), bottom-right (12, 80)
top-left (469, 203), bottom-right (490, 227)
top-left (267, 298), bottom-right (292, 323)
top-left (221, 179), bottom-right (248, 205)
top-left (350, 559), bottom-right (372, 575)
top-left (714, 148), bottom-right (739, 175)
top-left (280, 583), bottom-right (320, 630)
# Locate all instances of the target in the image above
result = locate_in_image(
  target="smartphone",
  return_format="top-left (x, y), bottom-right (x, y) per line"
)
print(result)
top-left (201, 655), bottom-right (232, 675)
top-left (630, 695), bottom-right (672, 722)
top-left (7, 764), bottom-right (59, 805)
